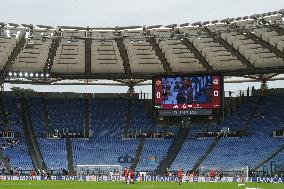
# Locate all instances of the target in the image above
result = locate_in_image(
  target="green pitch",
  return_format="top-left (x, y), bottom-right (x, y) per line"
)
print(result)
top-left (0, 181), bottom-right (283, 189)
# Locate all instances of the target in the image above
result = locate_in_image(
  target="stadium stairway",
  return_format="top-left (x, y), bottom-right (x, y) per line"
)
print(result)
top-left (0, 93), bottom-right (8, 129)
top-left (84, 95), bottom-right (91, 137)
top-left (21, 97), bottom-right (47, 171)
top-left (130, 137), bottom-right (146, 170)
top-left (192, 137), bottom-right (222, 171)
top-left (252, 144), bottom-right (284, 171)
top-left (156, 128), bottom-right (189, 175)
top-left (240, 96), bottom-right (262, 135)
top-left (66, 137), bottom-right (75, 175)
top-left (0, 149), bottom-right (11, 171)
top-left (42, 95), bottom-right (51, 133)
top-left (124, 98), bottom-right (132, 136)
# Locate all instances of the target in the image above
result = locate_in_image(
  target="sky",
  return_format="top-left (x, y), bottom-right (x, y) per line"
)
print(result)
top-left (2, 0), bottom-right (284, 27)
top-left (1, 0), bottom-right (284, 93)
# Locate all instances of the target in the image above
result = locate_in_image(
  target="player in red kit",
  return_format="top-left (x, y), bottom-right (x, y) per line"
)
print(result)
top-left (129, 169), bottom-right (135, 184)
top-left (123, 167), bottom-right (129, 184)
top-left (177, 167), bottom-right (183, 185)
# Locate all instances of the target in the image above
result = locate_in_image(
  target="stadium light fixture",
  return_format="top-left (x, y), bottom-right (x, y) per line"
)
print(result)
top-left (35, 73), bottom-right (39, 77)
top-left (13, 72), bottom-right (17, 77)
top-left (46, 73), bottom-right (50, 77)
top-left (41, 73), bottom-right (44, 77)
top-left (19, 72), bottom-right (23, 77)
top-left (8, 72), bottom-right (12, 76)
top-left (30, 73), bottom-right (33, 77)
top-left (24, 72), bottom-right (28, 77)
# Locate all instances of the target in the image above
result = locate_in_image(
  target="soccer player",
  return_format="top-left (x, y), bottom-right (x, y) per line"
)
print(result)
top-left (123, 167), bottom-right (129, 184)
top-left (177, 167), bottom-right (183, 185)
top-left (210, 169), bottom-right (215, 179)
top-left (30, 169), bottom-right (36, 180)
top-left (129, 169), bottom-right (135, 184)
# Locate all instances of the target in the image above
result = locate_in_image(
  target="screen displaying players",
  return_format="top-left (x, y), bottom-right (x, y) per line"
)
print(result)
top-left (153, 75), bottom-right (221, 110)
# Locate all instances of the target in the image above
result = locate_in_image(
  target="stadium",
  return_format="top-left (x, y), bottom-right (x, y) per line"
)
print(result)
top-left (0, 1), bottom-right (284, 188)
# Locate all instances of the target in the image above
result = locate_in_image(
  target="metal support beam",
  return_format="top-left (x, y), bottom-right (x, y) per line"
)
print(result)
top-left (203, 27), bottom-right (256, 71)
top-left (115, 39), bottom-right (131, 75)
top-left (181, 38), bottom-right (213, 73)
top-left (0, 35), bottom-right (26, 86)
top-left (85, 38), bottom-right (92, 74)
top-left (146, 37), bottom-right (172, 74)
top-left (44, 37), bottom-right (61, 74)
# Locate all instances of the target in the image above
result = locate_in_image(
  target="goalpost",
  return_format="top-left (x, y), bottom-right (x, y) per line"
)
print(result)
top-left (75, 165), bottom-right (122, 176)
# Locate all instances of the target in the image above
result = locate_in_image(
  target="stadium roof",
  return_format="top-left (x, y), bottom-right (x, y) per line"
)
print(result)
top-left (0, 9), bottom-right (284, 86)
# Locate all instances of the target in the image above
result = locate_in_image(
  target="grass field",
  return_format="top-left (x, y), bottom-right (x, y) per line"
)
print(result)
top-left (0, 181), bottom-right (283, 189)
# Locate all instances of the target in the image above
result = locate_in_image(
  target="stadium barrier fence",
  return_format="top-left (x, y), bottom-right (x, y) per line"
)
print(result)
top-left (0, 175), bottom-right (283, 183)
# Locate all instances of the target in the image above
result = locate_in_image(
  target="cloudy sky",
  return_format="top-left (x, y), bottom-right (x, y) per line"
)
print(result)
top-left (2, 0), bottom-right (284, 93)
top-left (2, 0), bottom-right (283, 27)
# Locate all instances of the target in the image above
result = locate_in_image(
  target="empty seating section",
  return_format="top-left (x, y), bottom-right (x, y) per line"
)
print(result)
top-left (12, 38), bottom-right (51, 72)
top-left (4, 96), bottom-right (24, 135)
top-left (52, 40), bottom-right (85, 73)
top-left (0, 38), bottom-right (17, 69)
top-left (220, 31), bottom-right (283, 68)
top-left (3, 139), bottom-right (33, 170)
top-left (28, 97), bottom-right (45, 136)
top-left (72, 138), bottom-right (138, 167)
top-left (171, 138), bottom-right (213, 170)
top-left (249, 95), bottom-right (284, 136)
top-left (201, 137), bottom-right (283, 171)
top-left (124, 39), bottom-right (164, 73)
top-left (136, 139), bottom-right (173, 171)
top-left (201, 95), bottom-right (284, 171)
top-left (129, 100), bottom-right (155, 131)
top-left (152, 28), bottom-right (204, 72)
top-left (48, 98), bottom-right (85, 133)
top-left (71, 98), bottom-right (139, 167)
top-left (1, 94), bottom-right (283, 172)
top-left (263, 150), bottom-right (284, 169)
top-left (91, 98), bottom-right (128, 138)
top-left (217, 97), bottom-right (257, 131)
top-left (2, 96), bottom-right (33, 170)
top-left (254, 28), bottom-right (284, 53)
top-left (91, 40), bottom-right (124, 73)
top-left (37, 138), bottom-right (67, 170)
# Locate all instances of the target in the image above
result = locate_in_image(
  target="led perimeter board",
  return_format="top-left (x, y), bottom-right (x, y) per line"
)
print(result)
top-left (153, 75), bottom-right (222, 116)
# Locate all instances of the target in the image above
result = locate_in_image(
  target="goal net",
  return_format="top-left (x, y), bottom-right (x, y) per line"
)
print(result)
top-left (75, 164), bottom-right (122, 176)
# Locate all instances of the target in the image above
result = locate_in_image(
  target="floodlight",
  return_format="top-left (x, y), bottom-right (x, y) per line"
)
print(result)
top-left (19, 72), bottom-right (23, 77)
top-left (30, 73), bottom-right (33, 77)
top-left (8, 72), bottom-right (12, 76)
top-left (24, 72), bottom-right (28, 77)
top-left (13, 72), bottom-right (17, 76)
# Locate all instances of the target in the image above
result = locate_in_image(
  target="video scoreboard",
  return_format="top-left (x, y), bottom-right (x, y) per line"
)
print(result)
top-left (153, 75), bottom-right (222, 116)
